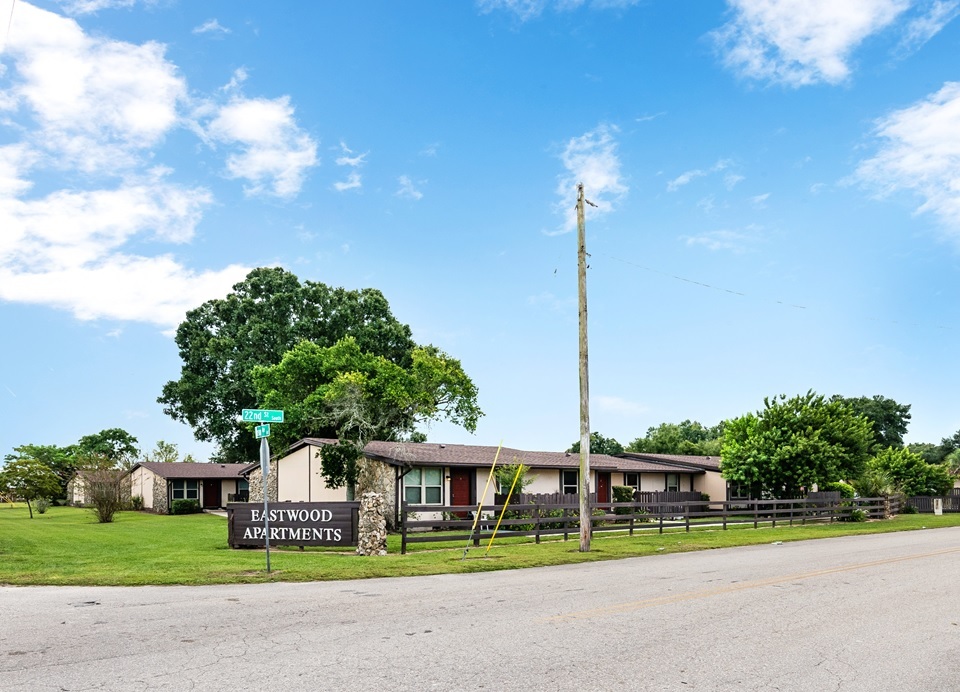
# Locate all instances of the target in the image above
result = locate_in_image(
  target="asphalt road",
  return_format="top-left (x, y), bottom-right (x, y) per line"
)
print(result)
top-left (2, 527), bottom-right (960, 691)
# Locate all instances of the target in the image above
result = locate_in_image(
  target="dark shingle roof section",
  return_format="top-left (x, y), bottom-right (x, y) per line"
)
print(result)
top-left (294, 438), bottom-right (707, 474)
top-left (131, 462), bottom-right (249, 479)
top-left (618, 452), bottom-right (721, 472)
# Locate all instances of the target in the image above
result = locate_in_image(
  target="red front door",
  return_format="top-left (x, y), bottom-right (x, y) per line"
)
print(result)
top-left (202, 480), bottom-right (221, 508)
top-left (597, 472), bottom-right (611, 504)
top-left (450, 467), bottom-right (472, 516)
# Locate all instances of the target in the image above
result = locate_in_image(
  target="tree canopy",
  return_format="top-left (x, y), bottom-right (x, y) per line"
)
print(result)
top-left (158, 267), bottom-right (418, 461)
top-left (720, 392), bottom-right (873, 499)
top-left (76, 428), bottom-right (140, 468)
top-left (4, 444), bottom-right (76, 500)
top-left (830, 395), bottom-right (910, 449)
top-left (0, 456), bottom-right (62, 518)
top-left (868, 447), bottom-right (953, 497)
top-left (252, 336), bottom-right (482, 490)
top-left (567, 432), bottom-right (624, 456)
top-left (626, 420), bottom-right (724, 456)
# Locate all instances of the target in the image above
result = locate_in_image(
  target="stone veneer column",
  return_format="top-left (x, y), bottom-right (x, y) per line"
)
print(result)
top-left (356, 492), bottom-right (387, 556)
top-left (247, 468), bottom-right (278, 503)
top-left (153, 476), bottom-right (168, 514)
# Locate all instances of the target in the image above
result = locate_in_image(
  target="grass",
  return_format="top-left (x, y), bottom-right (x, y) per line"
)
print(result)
top-left (2, 504), bottom-right (959, 586)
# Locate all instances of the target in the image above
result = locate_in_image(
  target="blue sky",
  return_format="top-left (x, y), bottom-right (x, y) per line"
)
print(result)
top-left (2, 0), bottom-right (960, 463)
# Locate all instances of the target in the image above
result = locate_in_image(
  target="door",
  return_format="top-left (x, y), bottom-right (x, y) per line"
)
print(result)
top-left (202, 480), bottom-right (221, 508)
top-left (597, 472), bottom-right (611, 504)
top-left (450, 467), bottom-right (473, 517)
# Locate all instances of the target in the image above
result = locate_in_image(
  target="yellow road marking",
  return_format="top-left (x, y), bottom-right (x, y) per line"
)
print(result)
top-left (548, 545), bottom-right (960, 622)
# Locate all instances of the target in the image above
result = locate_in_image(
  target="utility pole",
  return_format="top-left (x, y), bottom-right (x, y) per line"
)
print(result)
top-left (577, 183), bottom-right (592, 552)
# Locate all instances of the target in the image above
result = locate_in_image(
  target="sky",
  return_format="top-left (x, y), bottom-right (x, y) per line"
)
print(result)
top-left (2, 0), bottom-right (960, 464)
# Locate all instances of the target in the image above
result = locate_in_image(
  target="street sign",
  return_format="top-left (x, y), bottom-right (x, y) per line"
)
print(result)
top-left (242, 409), bottom-right (284, 423)
top-left (255, 424), bottom-right (270, 439)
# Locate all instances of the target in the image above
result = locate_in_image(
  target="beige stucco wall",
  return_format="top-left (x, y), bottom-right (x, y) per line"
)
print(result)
top-left (693, 471), bottom-right (728, 502)
top-left (130, 467), bottom-right (156, 509)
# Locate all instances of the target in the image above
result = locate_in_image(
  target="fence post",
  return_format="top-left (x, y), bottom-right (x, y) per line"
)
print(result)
top-left (629, 502), bottom-right (635, 537)
top-left (535, 503), bottom-right (541, 544)
top-left (659, 505), bottom-right (664, 534)
top-left (401, 501), bottom-right (408, 555)
top-left (753, 501), bottom-right (758, 529)
top-left (723, 502), bottom-right (727, 531)
top-left (685, 503), bottom-right (690, 533)
top-left (563, 508), bottom-right (569, 542)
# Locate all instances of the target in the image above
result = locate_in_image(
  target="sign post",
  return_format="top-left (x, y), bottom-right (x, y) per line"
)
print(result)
top-left (243, 409), bottom-right (283, 573)
top-left (260, 436), bottom-right (271, 572)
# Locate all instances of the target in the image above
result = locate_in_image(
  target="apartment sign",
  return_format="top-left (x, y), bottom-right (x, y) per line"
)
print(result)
top-left (227, 502), bottom-right (359, 548)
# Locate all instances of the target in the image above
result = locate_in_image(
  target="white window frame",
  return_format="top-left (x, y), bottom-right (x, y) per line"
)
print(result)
top-left (404, 467), bottom-right (443, 505)
top-left (666, 473), bottom-right (680, 493)
top-left (624, 472), bottom-right (640, 491)
top-left (561, 470), bottom-right (578, 495)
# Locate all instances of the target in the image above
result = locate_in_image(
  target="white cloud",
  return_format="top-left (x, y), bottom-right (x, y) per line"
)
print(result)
top-left (555, 123), bottom-right (627, 232)
top-left (724, 172), bottom-right (745, 190)
top-left (0, 3), bottom-right (258, 328)
top-left (594, 395), bottom-right (648, 417)
top-left (205, 96), bottom-right (318, 198)
top-left (682, 227), bottom-right (761, 253)
top-left (334, 171), bottom-right (362, 192)
top-left (856, 81), bottom-right (960, 233)
top-left (193, 19), bottom-right (231, 36)
top-left (419, 142), bottom-right (440, 157)
top-left (3, 2), bottom-right (185, 173)
top-left (667, 159), bottom-right (731, 192)
top-left (477, 0), bottom-right (639, 21)
top-left (57, 0), bottom-right (141, 14)
top-left (396, 175), bottom-right (424, 200)
top-left (714, 0), bottom-right (910, 86)
top-left (751, 192), bottom-right (771, 206)
top-left (898, 0), bottom-right (960, 54)
top-left (332, 140), bottom-right (366, 192)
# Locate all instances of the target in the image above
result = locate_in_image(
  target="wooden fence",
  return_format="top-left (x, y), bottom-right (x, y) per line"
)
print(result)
top-left (400, 495), bottom-right (901, 554)
top-left (906, 495), bottom-right (960, 512)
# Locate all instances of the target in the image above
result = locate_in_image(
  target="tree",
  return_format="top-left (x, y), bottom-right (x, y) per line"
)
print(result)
top-left (830, 395), bottom-right (911, 449)
top-left (75, 454), bottom-right (129, 523)
top-left (720, 392), bottom-right (873, 499)
top-left (868, 447), bottom-right (954, 497)
top-left (142, 440), bottom-right (195, 464)
top-left (252, 336), bottom-right (481, 493)
top-left (567, 432), bottom-right (624, 456)
top-left (77, 428), bottom-right (140, 469)
top-left (158, 267), bottom-right (417, 462)
top-left (3, 444), bottom-right (76, 500)
top-left (0, 457), bottom-right (62, 518)
top-left (907, 442), bottom-right (948, 465)
top-left (626, 420), bottom-right (724, 456)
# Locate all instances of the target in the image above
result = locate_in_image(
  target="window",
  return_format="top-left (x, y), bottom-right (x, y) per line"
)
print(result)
top-left (562, 470), bottom-right (578, 494)
top-left (404, 467), bottom-right (443, 505)
top-left (666, 473), bottom-right (680, 492)
top-left (171, 480), bottom-right (198, 500)
top-left (624, 473), bottom-right (640, 491)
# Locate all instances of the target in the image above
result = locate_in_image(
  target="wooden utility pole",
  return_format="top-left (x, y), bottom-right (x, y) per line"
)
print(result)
top-left (576, 183), bottom-right (592, 552)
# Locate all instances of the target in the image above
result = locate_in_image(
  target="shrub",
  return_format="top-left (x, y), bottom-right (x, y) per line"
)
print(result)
top-left (612, 485), bottom-right (634, 516)
top-left (81, 464), bottom-right (129, 524)
top-left (171, 499), bottom-right (201, 515)
top-left (823, 481), bottom-right (855, 499)
top-left (902, 504), bottom-right (919, 514)
top-left (130, 495), bottom-right (143, 511)
top-left (847, 508), bottom-right (867, 522)
top-left (35, 497), bottom-right (50, 514)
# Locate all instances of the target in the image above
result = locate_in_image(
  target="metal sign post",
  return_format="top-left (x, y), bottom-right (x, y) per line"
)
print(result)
top-left (260, 436), bottom-right (271, 572)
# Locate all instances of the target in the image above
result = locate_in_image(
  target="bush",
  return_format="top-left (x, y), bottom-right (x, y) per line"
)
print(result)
top-left (847, 508), bottom-right (867, 522)
top-left (35, 497), bottom-right (50, 514)
top-left (130, 495), bottom-right (143, 511)
top-left (612, 485), bottom-right (634, 515)
top-left (823, 481), bottom-right (855, 499)
top-left (171, 499), bottom-right (201, 515)
top-left (902, 504), bottom-right (919, 514)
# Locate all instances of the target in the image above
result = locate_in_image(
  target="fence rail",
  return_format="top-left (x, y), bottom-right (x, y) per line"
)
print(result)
top-left (906, 495), bottom-right (960, 512)
top-left (400, 495), bottom-right (902, 554)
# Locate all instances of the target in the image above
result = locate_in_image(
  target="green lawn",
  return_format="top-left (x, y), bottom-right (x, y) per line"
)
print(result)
top-left (2, 504), bottom-right (959, 586)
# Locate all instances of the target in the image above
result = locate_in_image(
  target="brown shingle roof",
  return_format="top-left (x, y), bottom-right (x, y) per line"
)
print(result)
top-left (131, 462), bottom-right (249, 479)
top-left (292, 438), bottom-right (704, 474)
top-left (618, 452), bottom-right (721, 472)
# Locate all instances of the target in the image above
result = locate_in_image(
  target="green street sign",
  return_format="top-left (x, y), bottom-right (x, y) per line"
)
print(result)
top-left (242, 409), bottom-right (284, 423)
top-left (255, 424), bottom-right (270, 439)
